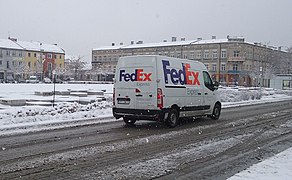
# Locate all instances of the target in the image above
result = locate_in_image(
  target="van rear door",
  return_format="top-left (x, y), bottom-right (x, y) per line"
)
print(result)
top-left (115, 66), bottom-right (157, 110)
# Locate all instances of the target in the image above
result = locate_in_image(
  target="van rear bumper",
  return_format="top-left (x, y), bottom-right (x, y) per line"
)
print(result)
top-left (112, 108), bottom-right (169, 121)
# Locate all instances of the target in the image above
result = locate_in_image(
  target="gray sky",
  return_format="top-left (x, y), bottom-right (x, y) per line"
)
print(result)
top-left (1, 0), bottom-right (292, 62)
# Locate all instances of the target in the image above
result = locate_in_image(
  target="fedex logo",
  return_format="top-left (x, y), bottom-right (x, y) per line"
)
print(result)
top-left (119, 69), bottom-right (152, 82)
top-left (162, 60), bottom-right (201, 85)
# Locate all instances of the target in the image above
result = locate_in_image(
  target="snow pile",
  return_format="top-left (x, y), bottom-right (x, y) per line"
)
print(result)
top-left (219, 87), bottom-right (262, 102)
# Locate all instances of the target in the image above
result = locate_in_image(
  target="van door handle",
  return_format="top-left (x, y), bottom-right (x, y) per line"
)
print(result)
top-left (198, 92), bottom-right (202, 95)
top-left (149, 95), bottom-right (152, 97)
top-left (136, 94), bottom-right (142, 97)
top-left (205, 93), bottom-right (208, 95)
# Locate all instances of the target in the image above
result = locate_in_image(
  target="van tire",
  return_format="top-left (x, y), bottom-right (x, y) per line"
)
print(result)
top-left (123, 118), bottom-right (136, 125)
top-left (211, 103), bottom-right (221, 120)
top-left (166, 108), bottom-right (179, 128)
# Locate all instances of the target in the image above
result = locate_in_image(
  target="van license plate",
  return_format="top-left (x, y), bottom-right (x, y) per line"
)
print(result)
top-left (117, 98), bottom-right (130, 104)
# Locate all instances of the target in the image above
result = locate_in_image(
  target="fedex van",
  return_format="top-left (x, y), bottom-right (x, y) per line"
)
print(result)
top-left (113, 55), bottom-right (221, 127)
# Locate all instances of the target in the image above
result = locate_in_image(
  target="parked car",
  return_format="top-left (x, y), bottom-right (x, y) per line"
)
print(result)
top-left (43, 78), bottom-right (52, 83)
top-left (26, 76), bottom-right (39, 83)
top-left (17, 78), bottom-right (26, 83)
top-left (6, 76), bottom-right (15, 83)
top-left (54, 78), bottom-right (63, 83)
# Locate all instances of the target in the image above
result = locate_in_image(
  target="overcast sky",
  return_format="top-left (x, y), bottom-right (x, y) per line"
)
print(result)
top-left (1, 0), bottom-right (292, 62)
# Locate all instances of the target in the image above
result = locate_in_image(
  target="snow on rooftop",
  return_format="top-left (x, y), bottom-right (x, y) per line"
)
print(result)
top-left (15, 40), bottom-right (41, 52)
top-left (0, 39), bottom-right (23, 50)
top-left (0, 38), bottom-right (65, 54)
top-left (93, 38), bottom-right (255, 51)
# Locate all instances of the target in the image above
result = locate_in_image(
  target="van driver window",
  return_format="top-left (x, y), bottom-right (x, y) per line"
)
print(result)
top-left (203, 71), bottom-right (214, 90)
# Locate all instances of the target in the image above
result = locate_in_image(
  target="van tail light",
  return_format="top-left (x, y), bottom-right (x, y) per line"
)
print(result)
top-left (157, 88), bottom-right (163, 109)
top-left (113, 88), bottom-right (115, 106)
top-left (135, 88), bottom-right (141, 93)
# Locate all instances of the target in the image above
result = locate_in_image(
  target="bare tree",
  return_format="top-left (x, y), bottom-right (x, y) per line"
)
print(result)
top-left (64, 56), bottom-right (87, 80)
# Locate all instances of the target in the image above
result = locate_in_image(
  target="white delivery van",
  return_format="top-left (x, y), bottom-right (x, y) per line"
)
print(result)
top-left (113, 55), bottom-right (221, 127)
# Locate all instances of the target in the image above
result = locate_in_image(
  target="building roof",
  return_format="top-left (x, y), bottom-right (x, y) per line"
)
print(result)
top-left (0, 39), bottom-right (23, 50)
top-left (15, 40), bottom-right (65, 54)
top-left (0, 38), bottom-right (65, 54)
top-left (93, 38), bottom-right (245, 51)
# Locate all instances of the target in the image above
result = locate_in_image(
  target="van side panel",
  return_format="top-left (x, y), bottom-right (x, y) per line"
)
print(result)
top-left (157, 56), bottom-right (207, 116)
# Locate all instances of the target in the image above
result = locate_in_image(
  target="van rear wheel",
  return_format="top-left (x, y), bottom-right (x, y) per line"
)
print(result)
top-left (211, 103), bottom-right (221, 120)
top-left (166, 108), bottom-right (179, 128)
top-left (123, 117), bottom-right (136, 125)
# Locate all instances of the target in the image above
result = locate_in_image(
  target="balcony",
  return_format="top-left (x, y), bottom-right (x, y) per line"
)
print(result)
top-left (227, 57), bottom-right (245, 62)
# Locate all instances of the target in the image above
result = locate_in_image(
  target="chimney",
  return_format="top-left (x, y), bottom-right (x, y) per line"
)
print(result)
top-left (120, 42), bottom-right (123, 45)
top-left (278, 46), bottom-right (282, 51)
top-left (212, 36), bottom-right (216, 39)
top-left (137, 41), bottom-right (143, 44)
top-left (112, 43), bottom-right (115, 46)
top-left (181, 37), bottom-right (186, 41)
top-left (8, 37), bottom-right (17, 42)
top-left (163, 40), bottom-right (167, 42)
top-left (172, 37), bottom-right (177, 42)
top-left (54, 43), bottom-right (57, 46)
top-left (197, 37), bottom-right (202, 41)
top-left (131, 41), bottom-right (134, 45)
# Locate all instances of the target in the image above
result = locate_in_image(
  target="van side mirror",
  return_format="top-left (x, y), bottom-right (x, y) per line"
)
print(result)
top-left (213, 81), bottom-right (219, 90)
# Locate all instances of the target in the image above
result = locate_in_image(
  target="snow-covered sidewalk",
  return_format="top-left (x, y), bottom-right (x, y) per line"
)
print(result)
top-left (228, 147), bottom-right (292, 180)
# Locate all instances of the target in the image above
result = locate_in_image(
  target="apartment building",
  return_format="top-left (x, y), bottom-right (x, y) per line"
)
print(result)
top-left (92, 36), bottom-right (288, 86)
top-left (0, 38), bottom-right (65, 82)
top-left (0, 39), bottom-right (25, 82)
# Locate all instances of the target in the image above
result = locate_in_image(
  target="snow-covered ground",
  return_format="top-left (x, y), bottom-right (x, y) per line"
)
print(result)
top-left (0, 83), bottom-right (292, 179)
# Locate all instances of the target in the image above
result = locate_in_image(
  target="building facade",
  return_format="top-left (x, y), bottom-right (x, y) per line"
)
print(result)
top-left (92, 36), bottom-right (288, 86)
top-left (0, 38), bottom-right (65, 82)
top-left (0, 39), bottom-right (25, 82)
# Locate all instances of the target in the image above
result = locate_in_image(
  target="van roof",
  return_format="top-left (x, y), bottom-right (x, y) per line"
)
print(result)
top-left (119, 55), bottom-right (207, 70)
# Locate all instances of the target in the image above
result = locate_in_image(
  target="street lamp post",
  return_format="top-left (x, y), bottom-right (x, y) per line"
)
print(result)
top-left (52, 70), bottom-right (56, 107)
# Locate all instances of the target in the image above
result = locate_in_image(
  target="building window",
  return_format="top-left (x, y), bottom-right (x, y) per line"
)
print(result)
top-left (19, 51), bottom-right (22, 57)
top-left (212, 64), bottom-right (216, 71)
top-left (221, 63), bottom-right (226, 71)
top-left (34, 53), bottom-right (36, 57)
top-left (233, 63), bottom-right (238, 71)
top-left (48, 53), bottom-right (52, 59)
top-left (196, 50), bottom-right (202, 59)
top-left (12, 50), bottom-right (16, 56)
top-left (212, 50), bottom-right (218, 59)
top-left (19, 61), bottom-right (22, 66)
top-left (54, 54), bottom-right (57, 59)
top-left (60, 55), bottom-right (62, 59)
top-left (7, 61), bottom-right (9, 69)
top-left (28, 62), bottom-right (31, 68)
top-left (190, 52), bottom-right (194, 59)
top-left (0, 60), bottom-right (2, 66)
top-left (221, 49), bottom-right (227, 58)
top-left (6, 50), bottom-right (10, 56)
top-left (233, 51), bottom-right (240, 57)
top-left (283, 80), bottom-right (291, 89)
top-left (0, 51), bottom-right (2, 58)
top-left (204, 50), bottom-right (209, 59)
top-left (205, 64), bottom-right (209, 70)
top-left (28, 52), bottom-right (31, 57)
top-left (94, 56), bottom-right (97, 61)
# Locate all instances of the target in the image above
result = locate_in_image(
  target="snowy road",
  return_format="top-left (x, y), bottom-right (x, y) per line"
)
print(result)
top-left (0, 100), bottom-right (292, 179)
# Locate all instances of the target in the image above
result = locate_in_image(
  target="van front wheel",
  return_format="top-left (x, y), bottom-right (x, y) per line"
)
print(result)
top-left (166, 109), bottom-right (179, 128)
top-left (123, 118), bottom-right (136, 125)
top-left (211, 103), bottom-right (221, 120)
